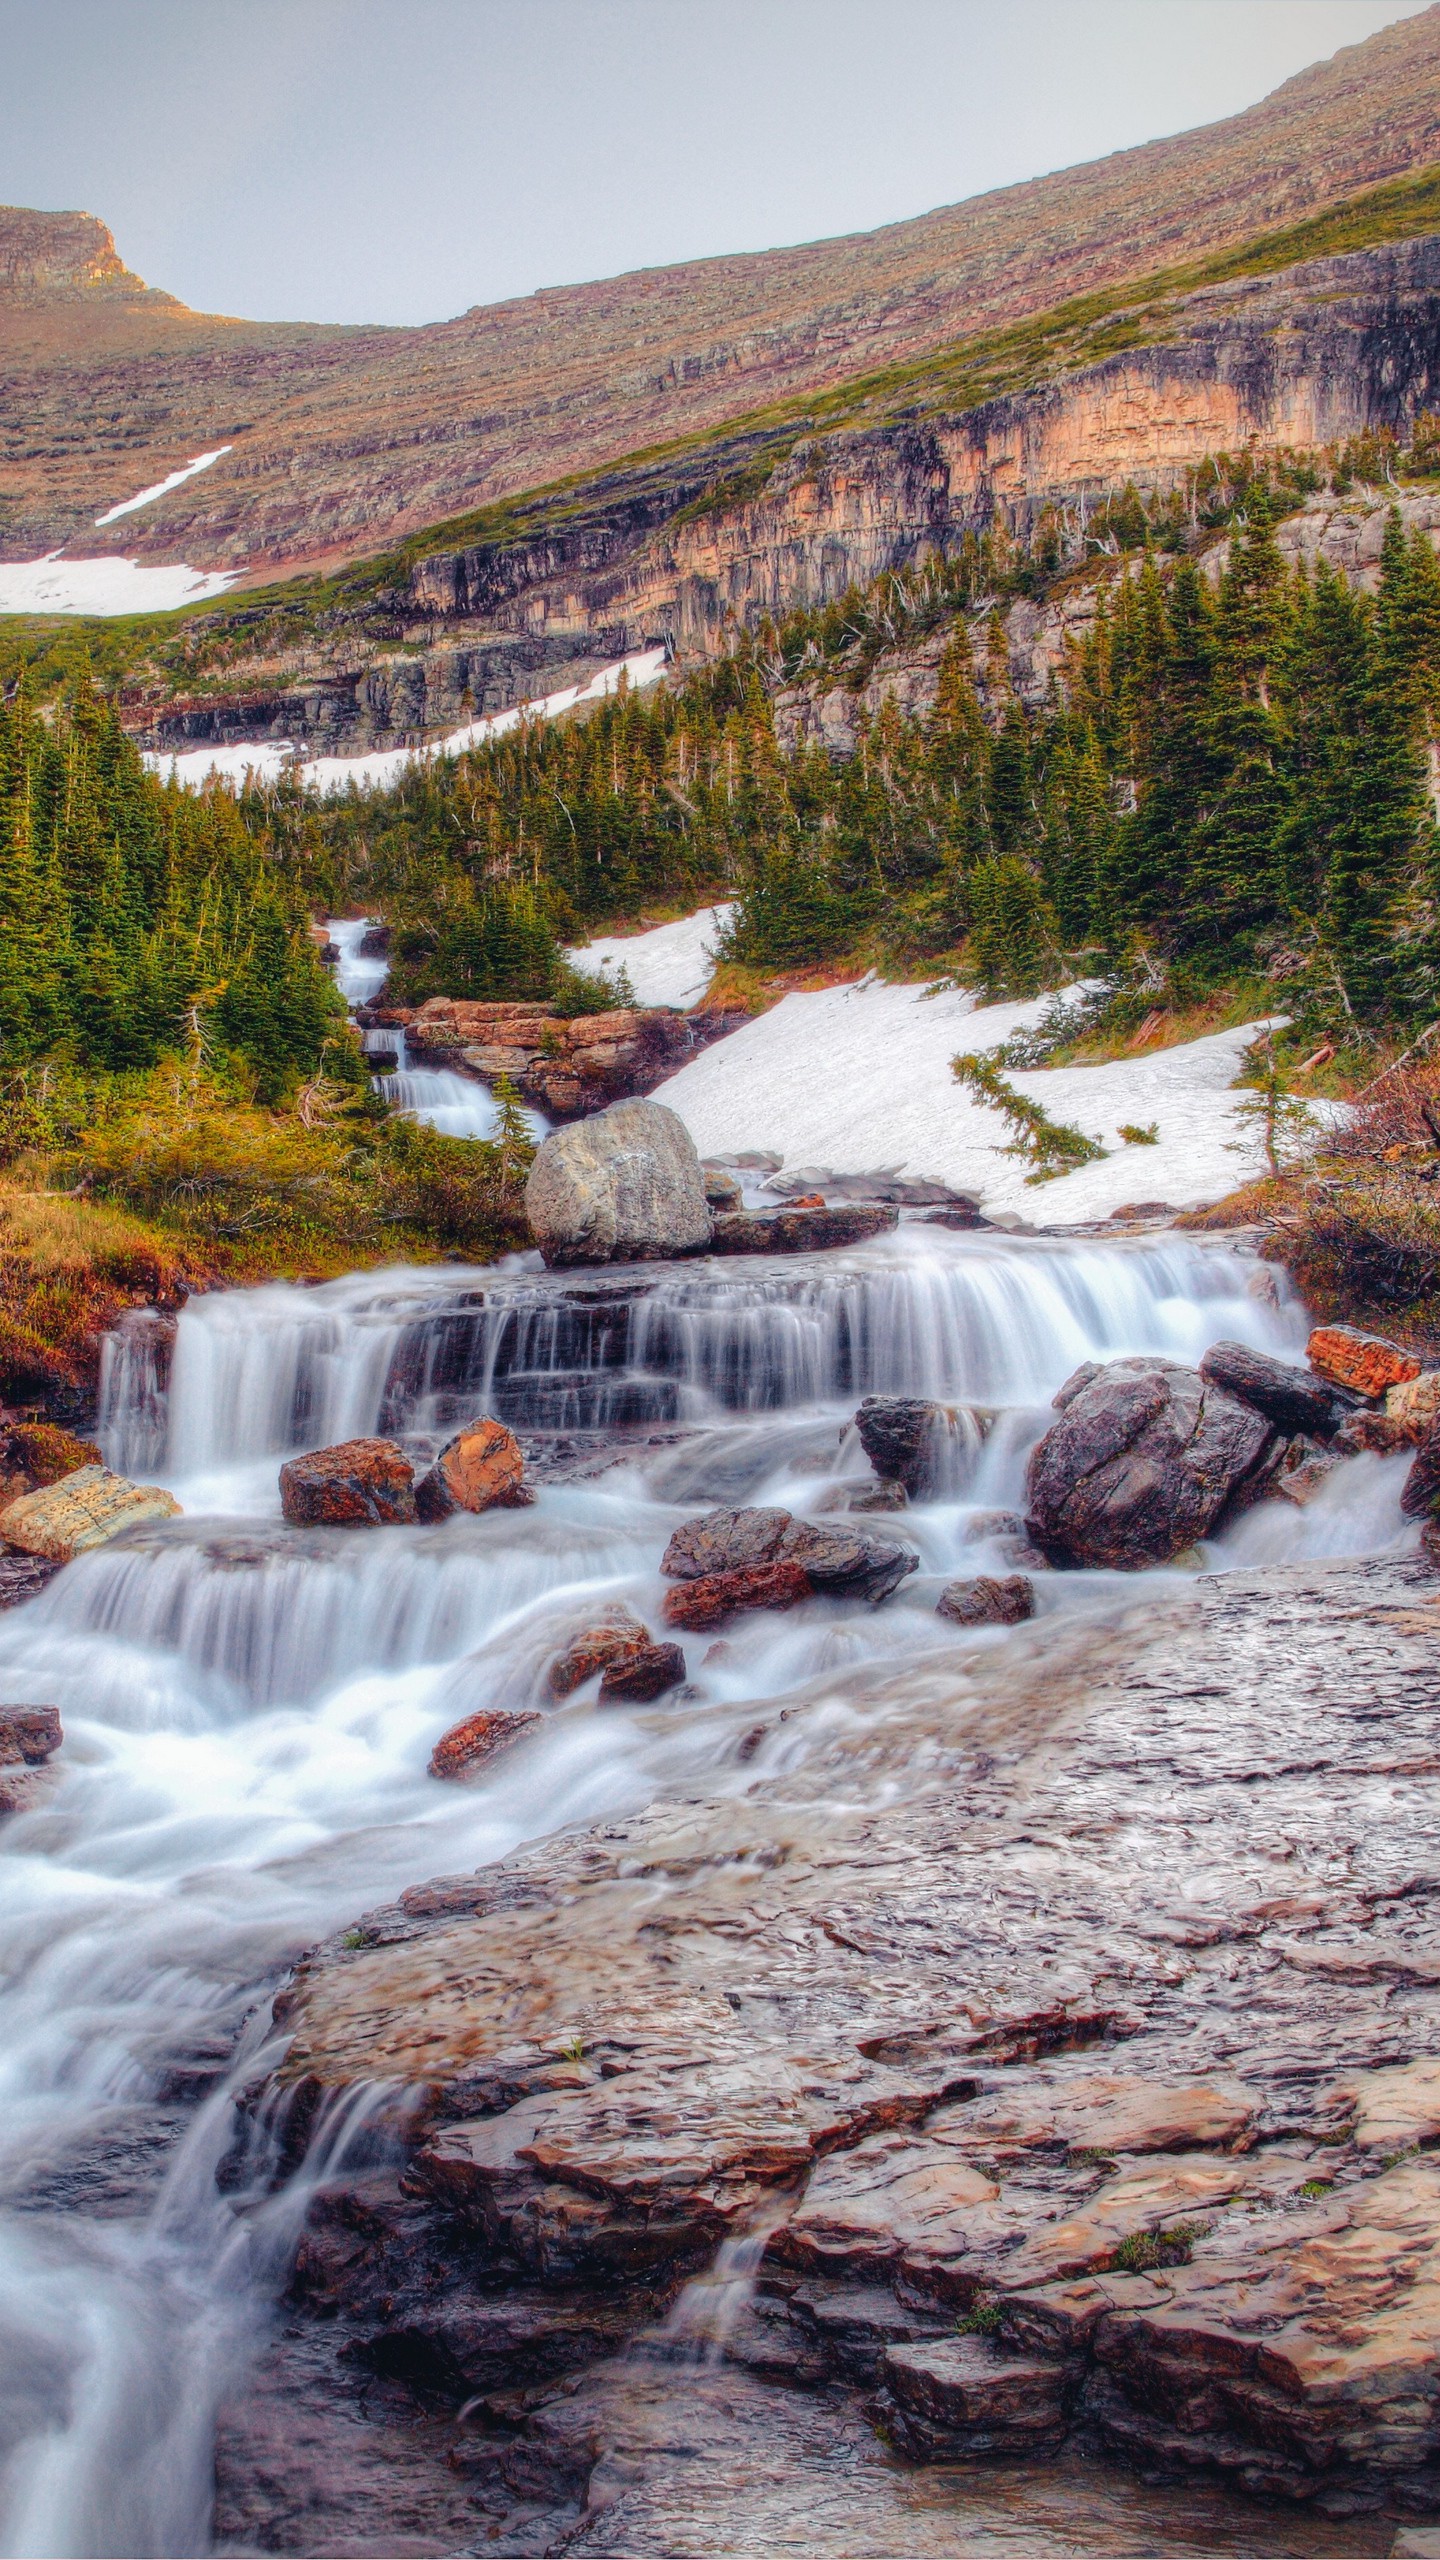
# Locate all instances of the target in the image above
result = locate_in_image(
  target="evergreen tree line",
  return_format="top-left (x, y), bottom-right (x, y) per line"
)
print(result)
top-left (0, 682), bottom-right (346, 1098)
top-left (252, 496), bottom-right (1440, 1035)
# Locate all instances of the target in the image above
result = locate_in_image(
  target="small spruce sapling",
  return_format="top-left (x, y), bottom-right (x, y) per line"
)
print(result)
top-left (492, 1074), bottom-right (538, 1188)
top-left (1228, 1033), bottom-right (1319, 1177)
top-left (952, 1050), bottom-right (1107, 1182)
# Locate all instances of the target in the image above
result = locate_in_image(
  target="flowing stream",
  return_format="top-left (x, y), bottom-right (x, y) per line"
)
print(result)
top-left (0, 972), bottom-right (1417, 2552)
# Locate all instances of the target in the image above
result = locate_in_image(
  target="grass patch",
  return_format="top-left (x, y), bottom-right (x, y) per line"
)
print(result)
top-left (1110, 2220), bottom-right (1209, 2274)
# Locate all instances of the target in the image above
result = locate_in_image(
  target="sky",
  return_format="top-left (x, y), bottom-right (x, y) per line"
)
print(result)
top-left (0, 0), bottom-right (1432, 327)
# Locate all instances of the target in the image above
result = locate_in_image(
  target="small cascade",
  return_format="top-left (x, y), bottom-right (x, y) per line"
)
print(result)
top-left (324, 916), bottom-right (549, 1147)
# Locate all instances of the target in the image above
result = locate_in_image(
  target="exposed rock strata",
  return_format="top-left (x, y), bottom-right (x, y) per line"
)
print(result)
top-left (224, 1557), bottom-right (1440, 2541)
top-left (369, 996), bottom-right (733, 1119)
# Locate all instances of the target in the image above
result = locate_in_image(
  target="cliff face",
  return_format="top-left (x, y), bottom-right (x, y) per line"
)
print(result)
top-left (145, 236), bottom-right (1440, 760)
top-left (9, 8), bottom-right (1440, 571)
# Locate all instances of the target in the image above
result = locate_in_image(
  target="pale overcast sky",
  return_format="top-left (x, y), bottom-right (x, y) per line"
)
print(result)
top-left (0, 0), bottom-right (1431, 326)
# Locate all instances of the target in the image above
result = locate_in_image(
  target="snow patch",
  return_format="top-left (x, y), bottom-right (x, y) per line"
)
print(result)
top-left (94, 447), bottom-right (232, 526)
top-left (0, 554), bottom-right (239, 617)
top-left (144, 646), bottom-right (670, 795)
top-left (566, 904), bottom-right (734, 1008)
top-left (651, 974), bottom-right (1295, 1225)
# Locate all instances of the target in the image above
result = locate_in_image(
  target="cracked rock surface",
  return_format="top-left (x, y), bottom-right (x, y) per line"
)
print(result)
top-left (220, 1556), bottom-right (1440, 2550)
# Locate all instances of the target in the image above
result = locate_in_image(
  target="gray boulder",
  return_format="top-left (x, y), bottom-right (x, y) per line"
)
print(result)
top-left (525, 1098), bottom-right (712, 1268)
top-left (1026, 1357), bottom-right (1276, 1569)
top-left (661, 1503), bottom-right (917, 1604)
top-left (1198, 1339), bottom-right (1345, 1438)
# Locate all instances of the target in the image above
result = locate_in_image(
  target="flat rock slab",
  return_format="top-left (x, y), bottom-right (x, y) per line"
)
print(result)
top-left (267, 1554), bottom-right (1440, 2522)
top-left (0, 1465), bottom-right (181, 1561)
top-left (1307, 1324), bottom-right (1421, 1399)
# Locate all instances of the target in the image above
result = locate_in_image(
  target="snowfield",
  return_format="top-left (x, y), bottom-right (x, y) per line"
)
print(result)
top-left (94, 448), bottom-right (232, 526)
top-left (0, 554), bottom-right (239, 616)
top-left (566, 905), bottom-right (734, 1008)
top-left (144, 647), bottom-right (670, 795)
top-left (652, 972), bottom-right (1295, 1225)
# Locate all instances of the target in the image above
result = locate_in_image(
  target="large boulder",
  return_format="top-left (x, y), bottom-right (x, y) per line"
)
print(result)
top-left (525, 1098), bottom-right (711, 1268)
top-left (1198, 1341), bottom-right (1345, 1439)
top-left (661, 1504), bottom-right (917, 1605)
top-left (0, 1466), bottom-right (181, 1562)
top-left (1025, 1358), bottom-right (1275, 1569)
top-left (415, 1417), bottom-right (530, 1520)
top-left (279, 1439), bottom-right (415, 1527)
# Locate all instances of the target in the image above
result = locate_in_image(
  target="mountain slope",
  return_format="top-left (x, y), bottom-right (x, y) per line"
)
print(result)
top-left (8, 6), bottom-right (1440, 574)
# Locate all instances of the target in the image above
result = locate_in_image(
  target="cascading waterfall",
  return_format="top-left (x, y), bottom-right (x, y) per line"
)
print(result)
top-left (326, 915), bottom-right (549, 1146)
top-left (0, 1217), bottom-right (1418, 2555)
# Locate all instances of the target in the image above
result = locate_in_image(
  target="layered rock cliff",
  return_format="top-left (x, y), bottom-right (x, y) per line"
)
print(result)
top-left (145, 235), bottom-right (1440, 760)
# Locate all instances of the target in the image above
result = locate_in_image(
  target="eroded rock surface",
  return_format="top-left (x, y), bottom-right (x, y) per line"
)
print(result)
top-left (278, 1437), bottom-right (416, 1527)
top-left (229, 1558), bottom-right (1440, 2542)
top-left (0, 1464), bottom-right (181, 1560)
top-left (1026, 1357), bottom-right (1275, 1567)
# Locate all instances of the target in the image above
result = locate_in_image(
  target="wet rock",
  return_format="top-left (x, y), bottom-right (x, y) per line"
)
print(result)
top-left (1198, 1339), bottom-right (1344, 1437)
top-left (525, 1097), bottom-right (711, 1268)
top-left (1400, 1417), bottom-right (1440, 1517)
top-left (1025, 1358), bottom-right (1274, 1569)
top-left (0, 1706), bottom-right (61, 1764)
top-left (279, 1438), bottom-right (416, 1527)
top-left (832, 1480), bottom-right (909, 1513)
top-left (880, 2337), bottom-right (1070, 2458)
top-left (1386, 1368), bottom-right (1440, 1440)
top-left (546, 1607), bottom-right (653, 1699)
top-left (0, 1464), bottom-right (182, 1561)
top-left (429, 1709), bottom-right (542, 1780)
top-left (661, 1559), bottom-right (812, 1632)
top-left (0, 1555), bottom-right (62, 1610)
top-left (854, 1396), bottom-right (946, 1497)
top-left (1306, 1322), bottom-right (1421, 1399)
top-left (661, 1504), bottom-right (916, 1604)
top-left (962, 1508), bottom-right (1026, 1543)
top-left (414, 1415), bottom-right (529, 1519)
top-left (598, 1641), bottom-right (686, 1701)
top-left (1273, 1438), bottom-right (1340, 1506)
top-left (700, 1163), bottom-right (743, 1210)
top-left (709, 1205), bottom-right (897, 1255)
top-left (936, 1574), bottom-right (1035, 1627)
top-left (0, 1765), bottom-right (55, 1816)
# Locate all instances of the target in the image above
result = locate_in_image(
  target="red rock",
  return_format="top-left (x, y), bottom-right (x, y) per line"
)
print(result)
top-left (936, 1574), bottom-right (1035, 1627)
top-left (0, 1766), bottom-right (54, 1816)
top-left (414, 1416), bottom-right (529, 1520)
top-left (1306, 1324), bottom-right (1421, 1400)
top-left (428, 1708), bottom-right (541, 1780)
top-left (0, 1706), bottom-right (61, 1764)
top-left (661, 1558), bottom-right (812, 1631)
top-left (546, 1608), bottom-right (652, 1699)
top-left (598, 1642), bottom-right (686, 1702)
top-left (279, 1439), bottom-right (415, 1526)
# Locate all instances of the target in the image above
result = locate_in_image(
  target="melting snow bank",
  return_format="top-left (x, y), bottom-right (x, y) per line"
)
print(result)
top-left (653, 975), bottom-right (1300, 1225)
top-left (143, 646), bottom-right (670, 796)
top-left (565, 904), bottom-right (735, 1008)
top-left (0, 553), bottom-right (238, 616)
top-left (94, 447), bottom-right (232, 526)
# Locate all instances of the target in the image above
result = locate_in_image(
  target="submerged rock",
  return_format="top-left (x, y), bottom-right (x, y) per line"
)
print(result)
top-left (1198, 1339), bottom-right (1344, 1438)
top-left (936, 1574), bottom-right (1035, 1627)
top-left (279, 1439), bottom-right (416, 1527)
top-left (1307, 1323), bottom-right (1421, 1400)
top-left (0, 1465), bottom-right (181, 1562)
top-left (414, 1416), bottom-right (529, 1519)
top-left (429, 1708), bottom-right (541, 1780)
top-left (546, 1607), bottom-right (653, 1699)
top-left (525, 1098), bottom-right (711, 1267)
top-left (598, 1641), bottom-right (686, 1701)
top-left (661, 1504), bottom-right (916, 1603)
top-left (662, 1558), bottom-right (812, 1631)
top-left (1026, 1358), bottom-right (1274, 1569)
top-left (0, 1707), bottom-right (61, 1764)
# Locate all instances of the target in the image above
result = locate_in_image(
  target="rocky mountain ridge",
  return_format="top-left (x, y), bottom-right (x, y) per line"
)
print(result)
top-left (9, 7), bottom-right (1440, 575)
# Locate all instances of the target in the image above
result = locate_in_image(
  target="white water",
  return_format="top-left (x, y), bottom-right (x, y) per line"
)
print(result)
top-left (326, 916), bottom-right (549, 1148)
top-left (0, 1222), bottom-right (1416, 2553)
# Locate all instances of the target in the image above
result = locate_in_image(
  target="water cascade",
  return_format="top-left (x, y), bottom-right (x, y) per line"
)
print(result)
top-left (326, 916), bottom-right (548, 1145)
top-left (0, 1216), bottom-right (1417, 2555)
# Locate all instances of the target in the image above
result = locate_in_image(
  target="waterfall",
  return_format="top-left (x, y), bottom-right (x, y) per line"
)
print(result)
top-left (324, 916), bottom-right (549, 1147)
top-left (0, 1214), bottom-right (1418, 2555)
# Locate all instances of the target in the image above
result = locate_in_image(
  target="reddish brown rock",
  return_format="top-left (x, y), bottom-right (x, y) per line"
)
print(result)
top-left (547, 1607), bottom-right (652, 1699)
top-left (1197, 1340), bottom-right (1343, 1438)
top-left (661, 1559), bottom-right (812, 1631)
top-left (709, 1206), bottom-right (898, 1255)
top-left (0, 1706), bottom-right (61, 1764)
top-left (279, 1439), bottom-right (416, 1527)
top-left (936, 1574), bottom-right (1035, 1627)
top-left (0, 1766), bottom-right (54, 1816)
top-left (881, 2337), bottom-right (1069, 2457)
top-left (1025, 1358), bottom-right (1273, 1569)
top-left (1306, 1323), bottom-right (1421, 1400)
top-left (1386, 1369), bottom-right (1440, 1440)
top-left (1401, 1417), bottom-right (1440, 1518)
top-left (414, 1416), bottom-right (529, 1520)
top-left (428, 1708), bottom-right (541, 1780)
top-left (661, 1505), bottom-right (916, 1603)
top-left (598, 1642), bottom-right (686, 1702)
